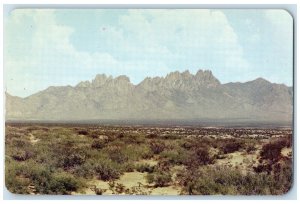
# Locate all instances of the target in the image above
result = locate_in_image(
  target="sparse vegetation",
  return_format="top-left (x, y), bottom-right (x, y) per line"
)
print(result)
top-left (5, 123), bottom-right (292, 195)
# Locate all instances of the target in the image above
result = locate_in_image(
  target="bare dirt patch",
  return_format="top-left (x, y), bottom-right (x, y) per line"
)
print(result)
top-left (281, 147), bottom-right (292, 157)
top-left (29, 133), bottom-right (40, 144)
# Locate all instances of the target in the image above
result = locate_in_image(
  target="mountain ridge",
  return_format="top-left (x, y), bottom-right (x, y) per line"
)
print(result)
top-left (5, 69), bottom-right (293, 124)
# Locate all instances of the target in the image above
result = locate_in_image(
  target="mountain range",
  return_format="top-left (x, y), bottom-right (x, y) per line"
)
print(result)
top-left (5, 70), bottom-right (293, 124)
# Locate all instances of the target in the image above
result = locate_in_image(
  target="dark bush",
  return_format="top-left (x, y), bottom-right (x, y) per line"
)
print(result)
top-left (253, 163), bottom-right (272, 174)
top-left (245, 143), bottom-right (257, 153)
top-left (90, 134), bottom-right (99, 139)
top-left (61, 152), bottom-right (86, 169)
top-left (135, 163), bottom-right (155, 173)
top-left (146, 170), bottom-right (172, 187)
top-left (181, 140), bottom-right (194, 150)
top-left (77, 130), bottom-right (89, 135)
top-left (91, 140), bottom-right (106, 149)
top-left (184, 147), bottom-right (213, 168)
top-left (146, 133), bottom-right (158, 139)
top-left (260, 140), bottom-right (285, 162)
top-left (117, 133), bottom-right (124, 138)
top-left (73, 162), bottom-right (95, 179)
top-left (94, 159), bottom-right (122, 181)
top-left (221, 140), bottom-right (242, 154)
top-left (12, 149), bottom-right (34, 161)
top-left (123, 162), bottom-right (135, 172)
top-left (149, 141), bottom-right (165, 154)
top-left (162, 134), bottom-right (181, 140)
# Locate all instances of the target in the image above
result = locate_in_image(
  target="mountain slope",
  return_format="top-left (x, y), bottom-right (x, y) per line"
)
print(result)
top-left (5, 70), bottom-right (293, 123)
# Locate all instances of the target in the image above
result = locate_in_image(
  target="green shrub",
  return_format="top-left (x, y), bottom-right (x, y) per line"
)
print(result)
top-left (5, 160), bottom-right (31, 194)
top-left (73, 162), bottom-right (95, 179)
top-left (122, 133), bottom-right (146, 144)
top-left (48, 172), bottom-right (83, 194)
top-left (106, 145), bottom-right (129, 163)
top-left (10, 138), bottom-right (30, 148)
top-left (94, 159), bottom-right (122, 181)
top-left (5, 160), bottom-right (81, 195)
top-left (146, 170), bottom-right (172, 187)
top-left (176, 164), bottom-right (292, 195)
top-left (160, 149), bottom-right (188, 165)
top-left (61, 152), bottom-right (86, 169)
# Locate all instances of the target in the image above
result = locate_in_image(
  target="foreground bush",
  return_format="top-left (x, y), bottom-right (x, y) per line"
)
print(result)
top-left (94, 159), bottom-right (123, 181)
top-left (146, 169), bottom-right (172, 187)
top-left (176, 164), bottom-right (292, 195)
top-left (260, 139), bottom-right (290, 162)
top-left (11, 149), bottom-right (34, 161)
top-left (48, 172), bottom-right (83, 194)
top-left (135, 163), bottom-right (154, 173)
top-left (221, 140), bottom-right (242, 154)
top-left (91, 139), bottom-right (106, 149)
top-left (160, 148), bottom-right (189, 165)
top-left (5, 160), bottom-right (84, 194)
top-left (149, 141), bottom-right (165, 154)
top-left (184, 146), bottom-right (214, 168)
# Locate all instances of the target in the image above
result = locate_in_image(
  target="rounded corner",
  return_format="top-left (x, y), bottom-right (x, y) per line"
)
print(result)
top-left (8, 8), bottom-right (20, 16)
top-left (4, 182), bottom-right (19, 196)
top-left (278, 9), bottom-right (294, 23)
top-left (8, 8), bottom-right (26, 18)
top-left (4, 175), bottom-right (29, 196)
top-left (280, 180), bottom-right (295, 197)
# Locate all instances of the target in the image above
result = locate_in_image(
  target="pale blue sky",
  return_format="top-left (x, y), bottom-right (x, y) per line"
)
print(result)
top-left (4, 9), bottom-right (293, 97)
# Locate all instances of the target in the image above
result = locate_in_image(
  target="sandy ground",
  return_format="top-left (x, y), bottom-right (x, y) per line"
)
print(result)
top-left (72, 147), bottom-right (293, 195)
top-left (134, 159), bottom-right (158, 166)
top-left (75, 171), bottom-right (181, 195)
top-left (29, 133), bottom-right (40, 144)
top-left (215, 150), bottom-right (260, 174)
top-left (281, 147), bottom-right (292, 157)
top-left (73, 159), bottom-right (182, 195)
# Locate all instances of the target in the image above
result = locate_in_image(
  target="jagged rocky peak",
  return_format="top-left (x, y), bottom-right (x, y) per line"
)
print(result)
top-left (76, 80), bottom-right (91, 88)
top-left (91, 74), bottom-right (112, 87)
top-left (165, 71), bottom-right (181, 80)
top-left (182, 70), bottom-right (193, 78)
top-left (138, 69), bottom-right (221, 90)
top-left (90, 73), bottom-right (133, 88)
top-left (115, 75), bottom-right (130, 83)
top-left (195, 69), bottom-right (221, 87)
top-left (137, 76), bottom-right (163, 91)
